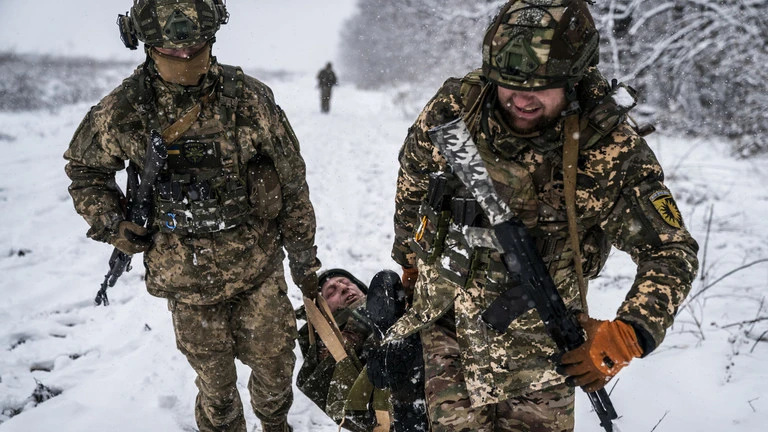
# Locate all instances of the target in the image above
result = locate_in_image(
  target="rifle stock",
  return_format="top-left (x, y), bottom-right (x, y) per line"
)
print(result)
top-left (94, 130), bottom-right (167, 306)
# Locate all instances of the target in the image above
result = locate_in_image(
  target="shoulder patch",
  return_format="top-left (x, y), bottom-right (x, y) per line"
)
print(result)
top-left (650, 190), bottom-right (683, 228)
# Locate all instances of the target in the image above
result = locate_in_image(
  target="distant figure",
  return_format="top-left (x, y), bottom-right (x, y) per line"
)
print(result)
top-left (317, 62), bottom-right (338, 113)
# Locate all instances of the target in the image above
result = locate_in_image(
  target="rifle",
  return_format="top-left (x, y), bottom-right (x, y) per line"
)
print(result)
top-left (94, 130), bottom-right (168, 306)
top-left (428, 118), bottom-right (618, 432)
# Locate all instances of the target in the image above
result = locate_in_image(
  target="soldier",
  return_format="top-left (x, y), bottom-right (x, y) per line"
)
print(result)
top-left (298, 269), bottom-right (370, 367)
top-left (297, 269), bottom-right (429, 432)
top-left (63, 1), bottom-right (321, 431)
top-left (383, 1), bottom-right (699, 431)
top-left (316, 62), bottom-right (338, 113)
top-left (317, 269), bottom-right (368, 315)
top-left (297, 269), bottom-right (373, 432)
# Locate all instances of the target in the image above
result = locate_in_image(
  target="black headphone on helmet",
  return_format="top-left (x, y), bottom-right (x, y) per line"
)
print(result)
top-left (117, 0), bottom-right (229, 50)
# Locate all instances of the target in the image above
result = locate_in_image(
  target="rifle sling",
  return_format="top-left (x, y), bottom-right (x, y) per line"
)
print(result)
top-left (373, 409), bottom-right (391, 432)
top-left (160, 91), bottom-right (215, 144)
top-left (563, 114), bottom-right (588, 312)
top-left (306, 311), bottom-right (316, 348)
top-left (303, 297), bottom-right (349, 362)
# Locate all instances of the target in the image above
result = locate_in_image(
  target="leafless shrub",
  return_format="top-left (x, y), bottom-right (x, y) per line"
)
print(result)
top-left (0, 51), bottom-right (134, 112)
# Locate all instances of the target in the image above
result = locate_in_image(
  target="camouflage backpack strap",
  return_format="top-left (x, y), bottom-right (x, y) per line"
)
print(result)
top-left (459, 68), bottom-right (485, 113)
top-left (219, 64), bottom-right (244, 128)
top-left (163, 88), bottom-right (216, 144)
top-left (123, 64), bottom-right (207, 142)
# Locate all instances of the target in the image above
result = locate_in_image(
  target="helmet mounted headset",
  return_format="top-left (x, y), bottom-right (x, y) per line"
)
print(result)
top-left (482, 0), bottom-right (599, 103)
top-left (117, 0), bottom-right (229, 50)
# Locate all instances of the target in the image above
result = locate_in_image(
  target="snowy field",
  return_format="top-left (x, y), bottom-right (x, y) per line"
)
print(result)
top-left (1, 0), bottom-right (767, 428)
top-left (0, 65), bottom-right (766, 431)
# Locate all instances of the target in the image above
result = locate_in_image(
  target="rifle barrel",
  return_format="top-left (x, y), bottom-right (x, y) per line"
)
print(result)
top-left (94, 130), bottom-right (167, 306)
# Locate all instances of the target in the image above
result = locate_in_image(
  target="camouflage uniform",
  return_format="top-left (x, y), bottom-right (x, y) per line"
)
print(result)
top-left (64, 59), bottom-right (319, 432)
top-left (386, 66), bottom-right (699, 430)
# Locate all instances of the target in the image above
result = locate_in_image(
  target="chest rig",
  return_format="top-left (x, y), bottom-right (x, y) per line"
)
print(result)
top-left (410, 153), bottom-right (538, 292)
top-left (133, 64), bottom-right (251, 235)
top-left (410, 70), bottom-right (628, 293)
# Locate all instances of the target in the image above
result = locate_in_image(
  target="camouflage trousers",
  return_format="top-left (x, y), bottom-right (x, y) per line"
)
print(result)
top-left (421, 323), bottom-right (575, 432)
top-left (169, 267), bottom-right (298, 432)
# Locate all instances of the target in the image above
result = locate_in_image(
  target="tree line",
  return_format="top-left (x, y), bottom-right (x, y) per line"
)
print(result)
top-left (340, 0), bottom-right (768, 156)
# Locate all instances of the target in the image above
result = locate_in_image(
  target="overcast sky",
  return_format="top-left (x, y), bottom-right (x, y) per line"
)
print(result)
top-left (0, 0), bottom-right (358, 72)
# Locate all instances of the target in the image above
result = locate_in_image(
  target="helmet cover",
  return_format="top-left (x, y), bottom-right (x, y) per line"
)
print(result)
top-left (129, 0), bottom-right (227, 49)
top-left (482, 0), bottom-right (599, 90)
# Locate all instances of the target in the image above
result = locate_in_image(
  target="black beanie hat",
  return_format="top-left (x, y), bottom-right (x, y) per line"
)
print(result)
top-left (317, 268), bottom-right (368, 294)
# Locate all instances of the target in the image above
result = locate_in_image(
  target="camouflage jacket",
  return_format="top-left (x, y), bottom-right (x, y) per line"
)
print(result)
top-left (317, 68), bottom-right (337, 89)
top-left (64, 60), bottom-right (320, 305)
top-left (387, 68), bottom-right (699, 406)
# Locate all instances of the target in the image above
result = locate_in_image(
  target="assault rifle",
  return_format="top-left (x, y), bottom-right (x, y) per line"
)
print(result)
top-left (94, 130), bottom-right (167, 306)
top-left (428, 118), bottom-right (618, 432)
top-left (490, 219), bottom-right (618, 431)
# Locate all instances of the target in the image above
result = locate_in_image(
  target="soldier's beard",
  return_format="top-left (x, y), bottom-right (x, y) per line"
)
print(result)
top-left (500, 101), bottom-right (567, 136)
top-left (150, 44), bottom-right (212, 86)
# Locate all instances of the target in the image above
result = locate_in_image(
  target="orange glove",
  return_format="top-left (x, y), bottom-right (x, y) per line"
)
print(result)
top-left (401, 266), bottom-right (419, 293)
top-left (559, 314), bottom-right (643, 392)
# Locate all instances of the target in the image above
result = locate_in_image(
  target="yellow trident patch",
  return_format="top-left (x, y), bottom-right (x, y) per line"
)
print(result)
top-left (650, 190), bottom-right (683, 228)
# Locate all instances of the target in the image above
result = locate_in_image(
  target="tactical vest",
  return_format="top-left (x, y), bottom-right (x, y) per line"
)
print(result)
top-left (410, 70), bottom-right (623, 292)
top-left (132, 65), bottom-right (254, 235)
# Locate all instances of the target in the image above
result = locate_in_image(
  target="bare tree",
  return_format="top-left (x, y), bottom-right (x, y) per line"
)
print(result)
top-left (340, 0), bottom-right (768, 156)
top-left (339, 0), bottom-right (504, 89)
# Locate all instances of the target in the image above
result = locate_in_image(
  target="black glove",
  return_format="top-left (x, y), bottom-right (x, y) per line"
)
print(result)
top-left (366, 269), bottom-right (406, 334)
top-left (289, 247), bottom-right (321, 299)
top-left (366, 335), bottom-right (423, 391)
top-left (110, 221), bottom-right (152, 255)
top-left (296, 271), bottom-right (319, 300)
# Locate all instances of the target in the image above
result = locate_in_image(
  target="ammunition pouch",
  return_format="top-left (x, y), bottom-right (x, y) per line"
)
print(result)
top-left (411, 202), bottom-right (450, 265)
top-left (154, 173), bottom-right (251, 234)
top-left (411, 173), bottom-right (458, 265)
top-left (410, 172), bottom-right (610, 293)
top-left (409, 173), bottom-right (512, 289)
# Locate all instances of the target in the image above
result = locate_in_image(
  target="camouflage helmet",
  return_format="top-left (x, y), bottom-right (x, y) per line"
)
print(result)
top-left (482, 0), bottom-right (599, 91)
top-left (118, 0), bottom-right (229, 50)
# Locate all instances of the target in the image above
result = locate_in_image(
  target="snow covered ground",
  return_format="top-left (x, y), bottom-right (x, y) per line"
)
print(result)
top-left (1, 1), bottom-right (767, 428)
top-left (1, 66), bottom-right (766, 431)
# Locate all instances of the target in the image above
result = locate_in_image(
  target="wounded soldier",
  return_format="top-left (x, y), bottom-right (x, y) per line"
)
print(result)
top-left (296, 269), bottom-right (429, 432)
